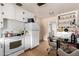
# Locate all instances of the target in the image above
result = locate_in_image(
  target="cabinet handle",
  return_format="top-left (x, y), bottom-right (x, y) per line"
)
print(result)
top-left (2, 12), bottom-right (4, 15)
top-left (0, 22), bottom-right (3, 24)
top-left (23, 18), bottom-right (25, 20)
top-left (23, 12), bottom-right (25, 14)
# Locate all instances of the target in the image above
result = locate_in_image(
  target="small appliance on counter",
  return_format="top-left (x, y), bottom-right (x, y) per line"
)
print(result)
top-left (27, 18), bottom-right (35, 23)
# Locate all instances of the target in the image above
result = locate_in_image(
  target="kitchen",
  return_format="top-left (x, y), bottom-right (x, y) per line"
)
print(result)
top-left (0, 3), bottom-right (40, 56)
top-left (1, 3), bottom-right (79, 56)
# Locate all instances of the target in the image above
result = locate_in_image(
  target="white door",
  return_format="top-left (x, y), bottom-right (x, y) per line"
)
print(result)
top-left (48, 21), bottom-right (57, 35)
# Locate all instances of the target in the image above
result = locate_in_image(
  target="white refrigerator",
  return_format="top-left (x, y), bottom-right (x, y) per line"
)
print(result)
top-left (25, 23), bottom-right (39, 49)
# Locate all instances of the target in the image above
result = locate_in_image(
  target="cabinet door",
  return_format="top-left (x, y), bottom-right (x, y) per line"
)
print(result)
top-left (22, 10), bottom-right (27, 22)
top-left (1, 3), bottom-right (15, 19)
top-left (20, 36), bottom-right (25, 50)
top-left (23, 11), bottom-right (28, 22)
top-left (15, 6), bottom-right (26, 22)
top-left (0, 5), bottom-right (2, 18)
top-left (25, 11), bottom-right (34, 18)
top-left (31, 31), bottom-right (39, 48)
top-left (24, 11), bottom-right (30, 22)
top-left (25, 11), bottom-right (35, 22)
top-left (0, 38), bottom-right (3, 56)
top-left (0, 5), bottom-right (3, 28)
top-left (0, 44), bottom-right (3, 56)
top-left (0, 18), bottom-right (3, 28)
top-left (25, 35), bottom-right (30, 50)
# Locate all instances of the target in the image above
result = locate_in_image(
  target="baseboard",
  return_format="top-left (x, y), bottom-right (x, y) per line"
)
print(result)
top-left (8, 50), bottom-right (24, 56)
top-left (39, 39), bottom-right (44, 42)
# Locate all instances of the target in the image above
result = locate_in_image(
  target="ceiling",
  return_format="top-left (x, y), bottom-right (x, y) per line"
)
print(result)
top-left (22, 3), bottom-right (79, 18)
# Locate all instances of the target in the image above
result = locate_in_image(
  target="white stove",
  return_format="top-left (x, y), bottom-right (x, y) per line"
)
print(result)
top-left (4, 36), bottom-right (24, 56)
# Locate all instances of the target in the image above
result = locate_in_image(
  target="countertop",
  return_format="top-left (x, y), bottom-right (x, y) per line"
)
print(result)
top-left (3, 35), bottom-right (25, 38)
top-left (54, 32), bottom-right (73, 39)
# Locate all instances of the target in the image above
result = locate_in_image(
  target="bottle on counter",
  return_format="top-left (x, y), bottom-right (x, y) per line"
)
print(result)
top-left (71, 33), bottom-right (77, 44)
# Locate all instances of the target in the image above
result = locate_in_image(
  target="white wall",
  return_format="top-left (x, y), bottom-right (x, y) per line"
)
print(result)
top-left (39, 16), bottom-right (57, 41)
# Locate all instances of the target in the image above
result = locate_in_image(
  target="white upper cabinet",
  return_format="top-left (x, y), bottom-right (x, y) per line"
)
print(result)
top-left (0, 3), bottom-right (35, 22)
top-left (15, 6), bottom-right (26, 22)
top-left (25, 10), bottom-right (35, 22)
top-left (0, 18), bottom-right (3, 28)
top-left (25, 10), bottom-right (34, 18)
top-left (0, 5), bottom-right (1, 18)
top-left (15, 6), bottom-right (35, 22)
top-left (0, 5), bottom-right (3, 28)
top-left (0, 3), bottom-right (16, 28)
top-left (0, 3), bottom-right (16, 19)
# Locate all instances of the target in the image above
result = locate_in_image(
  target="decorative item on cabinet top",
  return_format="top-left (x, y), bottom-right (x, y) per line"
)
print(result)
top-left (57, 10), bottom-right (79, 32)
top-left (58, 14), bottom-right (76, 20)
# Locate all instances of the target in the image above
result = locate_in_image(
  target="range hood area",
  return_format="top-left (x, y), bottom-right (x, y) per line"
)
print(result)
top-left (37, 3), bottom-right (46, 6)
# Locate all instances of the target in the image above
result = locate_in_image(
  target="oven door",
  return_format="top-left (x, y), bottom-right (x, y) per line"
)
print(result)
top-left (4, 36), bottom-right (24, 56)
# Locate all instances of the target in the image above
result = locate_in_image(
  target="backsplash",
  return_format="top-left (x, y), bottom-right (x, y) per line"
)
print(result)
top-left (2, 19), bottom-right (25, 37)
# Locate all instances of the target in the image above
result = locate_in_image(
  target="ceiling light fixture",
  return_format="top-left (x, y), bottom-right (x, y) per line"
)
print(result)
top-left (16, 3), bottom-right (23, 7)
top-left (49, 11), bottom-right (54, 15)
top-left (37, 3), bottom-right (46, 6)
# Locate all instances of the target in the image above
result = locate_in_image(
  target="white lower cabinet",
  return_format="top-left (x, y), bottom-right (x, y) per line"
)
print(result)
top-left (31, 31), bottom-right (39, 48)
top-left (25, 35), bottom-right (30, 50)
top-left (0, 38), bottom-right (3, 56)
top-left (0, 46), bottom-right (3, 56)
